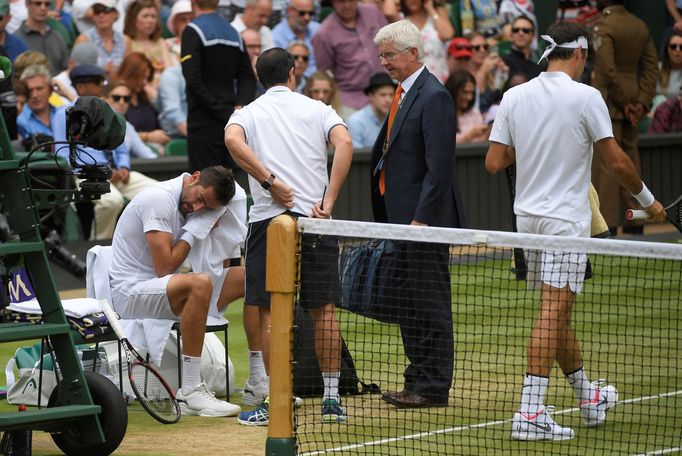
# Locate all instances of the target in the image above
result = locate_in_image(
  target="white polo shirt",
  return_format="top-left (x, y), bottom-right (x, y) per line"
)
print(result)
top-left (226, 86), bottom-right (345, 223)
top-left (489, 71), bottom-right (613, 223)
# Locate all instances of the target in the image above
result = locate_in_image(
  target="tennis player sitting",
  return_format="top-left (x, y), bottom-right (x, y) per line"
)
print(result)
top-left (485, 22), bottom-right (665, 441)
top-left (109, 166), bottom-right (245, 417)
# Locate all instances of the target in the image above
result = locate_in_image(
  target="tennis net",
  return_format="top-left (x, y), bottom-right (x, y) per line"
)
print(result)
top-left (272, 217), bottom-right (682, 456)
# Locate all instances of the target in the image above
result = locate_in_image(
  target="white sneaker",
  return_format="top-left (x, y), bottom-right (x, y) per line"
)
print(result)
top-left (511, 407), bottom-right (575, 441)
top-left (580, 380), bottom-right (618, 427)
top-left (243, 378), bottom-right (269, 406)
top-left (177, 383), bottom-right (241, 417)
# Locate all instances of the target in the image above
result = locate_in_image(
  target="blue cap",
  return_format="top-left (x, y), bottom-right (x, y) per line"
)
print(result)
top-left (69, 64), bottom-right (107, 82)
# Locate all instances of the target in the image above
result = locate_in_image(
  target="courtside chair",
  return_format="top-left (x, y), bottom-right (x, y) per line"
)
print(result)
top-left (172, 320), bottom-right (230, 401)
top-left (165, 139), bottom-right (188, 157)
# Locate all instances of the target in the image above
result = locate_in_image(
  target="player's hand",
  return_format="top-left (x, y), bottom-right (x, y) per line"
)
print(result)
top-left (119, 167), bottom-right (130, 184)
top-left (311, 199), bottom-right (332, 219)
top-left (645, 200), bottom-right (666, 223)
top-left (270, 179), bottom-right (294, 209)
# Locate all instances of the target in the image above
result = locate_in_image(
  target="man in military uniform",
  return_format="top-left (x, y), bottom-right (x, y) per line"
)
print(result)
top-left (591, 0), bottom-right (659, 235)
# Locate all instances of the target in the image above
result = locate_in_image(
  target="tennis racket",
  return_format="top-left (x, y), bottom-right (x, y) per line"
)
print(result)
top-left (625, 193), bottom-right (682, 234)
top-left (100, 300), bottom-right (181, 424)
top-left (504, 165), bottom-right (528, 280)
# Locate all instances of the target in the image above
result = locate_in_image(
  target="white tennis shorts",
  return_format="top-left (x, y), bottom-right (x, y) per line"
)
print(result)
top-left (111, 269), bottom-right (229, 320)
top-left (517, 215), bottom-right (590, 294)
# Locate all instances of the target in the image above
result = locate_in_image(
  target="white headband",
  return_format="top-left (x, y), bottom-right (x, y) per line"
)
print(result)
top-left (538, 35), bottom-right (589, 63)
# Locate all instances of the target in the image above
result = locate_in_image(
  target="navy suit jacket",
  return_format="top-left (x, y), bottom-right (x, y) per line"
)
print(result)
top-left (370, 67), bottom-right (465, 228)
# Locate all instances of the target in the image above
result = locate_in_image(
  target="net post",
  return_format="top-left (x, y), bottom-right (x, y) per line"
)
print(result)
top-left (265, 214), bottom-right (297, 455)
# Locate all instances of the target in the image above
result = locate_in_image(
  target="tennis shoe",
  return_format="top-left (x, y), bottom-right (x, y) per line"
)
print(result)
top-left (238, 397), bottom-right (269, 426)
top-left (177, 382), bottom-right (241, 417)
top-left (579, 379), bottom-right (618, 427)
top-left (242, 377), bottom-right (269, 406)
top-left (321, 399), bottom-right (347, 424)
top-left (511, 407), bottom-right (574, 441)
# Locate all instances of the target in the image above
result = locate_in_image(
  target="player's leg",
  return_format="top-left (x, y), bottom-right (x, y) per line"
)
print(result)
top-left (512, 283), bottom-right (576, 441)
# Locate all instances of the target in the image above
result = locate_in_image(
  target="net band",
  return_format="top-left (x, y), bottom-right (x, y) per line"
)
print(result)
top-left (297, 218), bottom-right (682, 260)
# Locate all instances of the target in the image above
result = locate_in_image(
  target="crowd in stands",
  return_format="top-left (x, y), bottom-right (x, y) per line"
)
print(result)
top-left (4, 0), bottom-right (682, 241)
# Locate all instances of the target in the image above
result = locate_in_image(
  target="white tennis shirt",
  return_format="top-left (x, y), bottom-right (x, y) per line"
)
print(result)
top-left (489, 71), bottom-right (613, 223)
top-left (226, 86), bottom-right (345, 223)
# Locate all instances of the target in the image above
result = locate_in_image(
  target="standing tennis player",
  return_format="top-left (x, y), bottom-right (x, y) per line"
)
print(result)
top-left (486, 21), bottom-right (665, 441)
top-left (225, 47), bottom-right (353, 425)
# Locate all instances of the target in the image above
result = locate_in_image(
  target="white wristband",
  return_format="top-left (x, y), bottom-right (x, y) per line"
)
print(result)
top-left (179, 231), bottom-right (195, 248)
top-left (632, 182), bottom-right (655, 208)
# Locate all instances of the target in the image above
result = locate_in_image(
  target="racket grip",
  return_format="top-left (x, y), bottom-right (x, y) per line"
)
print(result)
top-left (626, 209), bottom-right (648, 220)
top-left (99, 299), bottom-right (125, 339)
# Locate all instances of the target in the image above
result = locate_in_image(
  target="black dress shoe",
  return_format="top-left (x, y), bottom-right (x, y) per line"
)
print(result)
top-left (380, 389), bottom-right (410, 403)
top-left (383, 391), bottom-right (448, 408)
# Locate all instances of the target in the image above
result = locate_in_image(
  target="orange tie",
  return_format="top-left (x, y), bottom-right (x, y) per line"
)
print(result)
top-left (379, 83), bottom-right (404, 195)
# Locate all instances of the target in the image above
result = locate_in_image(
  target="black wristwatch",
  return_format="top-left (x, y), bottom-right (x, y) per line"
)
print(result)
top-left (261, 173), bottom-right (276, 191)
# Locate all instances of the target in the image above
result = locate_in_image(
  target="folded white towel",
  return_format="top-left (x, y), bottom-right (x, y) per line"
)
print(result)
top-left (8, 298), bottom-right (109, 318)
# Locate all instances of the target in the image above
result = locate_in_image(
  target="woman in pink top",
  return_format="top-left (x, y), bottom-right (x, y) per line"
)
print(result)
top-left (446, 70), bottom-right (490, 143)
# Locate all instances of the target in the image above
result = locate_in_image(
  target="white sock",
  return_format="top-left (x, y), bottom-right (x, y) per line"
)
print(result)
top-left (249, 351), bottom-right (266, 384)
top-left (322, 372), bottom-right (340, 402)
top-left (566, 367), bottom-right (595, 403)
top-left (519, 374), bottom-right (548, 416)
top-left (181, 355), bottom-right (202, 393)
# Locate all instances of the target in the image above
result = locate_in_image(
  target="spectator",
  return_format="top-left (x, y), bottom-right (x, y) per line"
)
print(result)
top-left (498, 0), bottom-right (537, 50)
top-left (242, 28), bottom-right (266, 96)
top-left (346, 71), bottom-right (395, 148)
top-left (165, 0), bottom-right (193, 64)
top-left (54, 63), bottom-right (158, 240)
top-left (16, 63), bottom-right (57, 139)
top-left (287, 39), bottom-right (309, 92)
top-left (231, 0), bottom-right (273, 51)
top-left (181, 0), bottom-right (256, 173)
top-left (657, 31), bottom-right (682, 100)
top-left (52, 42), bottom-right (99, 104)
top-left (70, 0), bottom-right (129, 35)
top-left (73, 0), bottom-right (126, 77)
top-left (304, 70), bottom-right (340, 113)
top-left (466, 31), bottom-right (508, 113)
top-left (502, 15), bottom-right (540, 81)
top-left (556, 0), bottom-right (599, 27)
top-left (400, 0), bottom-right (452, 83)
top-left (15, 0), bottom-right (68, 75)
top-left (446, 37), bottom-right (472, 80)
top-left (124, 0), bottom-right (174, 75)
top-left (13, 50), bottom-right (66, 107)
top-left (649, 87), bottom-right (682, 133)
top-left (271, 0), bottom-right (319, 77)
top-left (591, 0), bottom-right (659, 235)
top-left (105, 80), bottom-right (158, 158)
top-left (14, 77), bottom-right (27, 113)
top-left (157, 64), bottom-right (187, 138)
top-left (7, 0), bottom-right (27, 34)
top-left (116, 52), bottom-right (170, 150)
top-left (0, 0), bottom-right (28, 62)
top-left (312, 0), bottom-right (387, 119)
top-left (666, 0), bottom-right (682, 33)
top-left (445, 69), bottom-right (489, 143)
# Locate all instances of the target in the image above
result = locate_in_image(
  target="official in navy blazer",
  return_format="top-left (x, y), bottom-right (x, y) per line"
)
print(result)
top-left (370, 20), bottom-right (465, 408)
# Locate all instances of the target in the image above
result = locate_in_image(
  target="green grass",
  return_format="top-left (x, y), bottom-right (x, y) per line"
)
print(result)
top-left (295, 254), bottom-right (682, 455)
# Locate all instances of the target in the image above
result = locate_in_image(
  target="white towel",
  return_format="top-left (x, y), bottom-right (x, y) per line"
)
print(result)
top-left (7, 298), bottom-right (109, 318)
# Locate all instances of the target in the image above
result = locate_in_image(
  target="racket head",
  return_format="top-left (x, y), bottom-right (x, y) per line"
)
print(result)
top-left (665, 194), bottom-right (682, 233)
top-left (129, 360), bottom-right (181, 424)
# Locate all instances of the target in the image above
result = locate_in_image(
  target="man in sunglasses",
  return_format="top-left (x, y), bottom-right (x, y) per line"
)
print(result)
top-left (591, 0), bottom-right (659, 236)
top-left (272, 0), bottom-right (320, 77)
top-left (231, 0), bottom-right (274, 51)
top-left (502, 15), bottom-right (541, 81)
top-left (0, 0), bottom-right (27, 62)
top-left (15, 0), bottom-right (68, 74)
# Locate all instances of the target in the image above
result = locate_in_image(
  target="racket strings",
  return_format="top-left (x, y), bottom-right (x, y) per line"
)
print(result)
top-left (130, 363), bottom-right (180, 423)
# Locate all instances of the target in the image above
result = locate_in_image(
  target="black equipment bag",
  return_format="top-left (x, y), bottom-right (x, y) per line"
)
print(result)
top-left (339, 239), bottom-right (401, 324)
